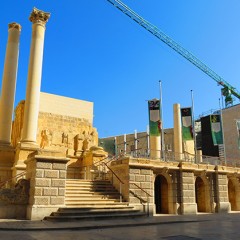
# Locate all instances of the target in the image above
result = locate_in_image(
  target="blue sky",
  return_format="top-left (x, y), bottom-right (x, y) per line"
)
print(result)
top-left (1, 1), bottom-right (240, 138)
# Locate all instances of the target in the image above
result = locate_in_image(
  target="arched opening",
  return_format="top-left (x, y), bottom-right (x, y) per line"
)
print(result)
top-left (228, 179), bottom-right (237, 211)
top-left (154, 175), bottom-right (168, 214)
top-left (195, 176), bottom-right (207, 212)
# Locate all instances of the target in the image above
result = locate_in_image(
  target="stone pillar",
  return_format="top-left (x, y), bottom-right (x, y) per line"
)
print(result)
top-left (25, 150), bottom-right (69, 220)
top-left (173, 104), bottom-right (183, 160)
top-left (0, 23), bottom-right (21, 146)
top-left (21, 8), bottom-right (50, 146)
top-left (214, 166), bottom-right (230, 213)
top-left (179, 162), bottom-right (197, 214)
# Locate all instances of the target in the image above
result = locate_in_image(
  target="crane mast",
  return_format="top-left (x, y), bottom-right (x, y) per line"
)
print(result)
top-left (107, 0), bottom-right (240, 106)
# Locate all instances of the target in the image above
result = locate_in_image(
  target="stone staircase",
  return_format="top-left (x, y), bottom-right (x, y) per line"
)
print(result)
top-left (45, 179), bottom-right (146, 221)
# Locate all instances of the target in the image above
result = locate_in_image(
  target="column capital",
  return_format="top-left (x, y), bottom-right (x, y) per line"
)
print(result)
top-left (29, 7), bottom-right (50, 26)
top-left (8, 22), bottom-right (21, 31)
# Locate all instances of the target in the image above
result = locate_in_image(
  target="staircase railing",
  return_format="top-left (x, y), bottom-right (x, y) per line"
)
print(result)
top-left (130, 182), bottom-right (152, 216)
top-left (70, 154), bottom-right (123, 180)
top-left (0, 171), bottom-right (26, 189)
top-left (103, 162), bottom-right (124, 203)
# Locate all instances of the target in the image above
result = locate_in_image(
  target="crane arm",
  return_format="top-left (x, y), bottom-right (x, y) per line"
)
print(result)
top-left (107, 0), bottom-right (240, 104)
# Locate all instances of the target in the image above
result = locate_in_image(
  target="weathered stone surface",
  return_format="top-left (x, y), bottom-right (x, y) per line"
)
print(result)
top-left (50, 197), bottom-right (64, 205)
top-left (35, 178), bottom-right (51, 187)
top-left (51, 179), bottom-right (65, 187)
top-left (44, 170), bottom-right (59, 178)
top-left (43, 188), bottom-right (58, 196)
top-left (36, 162), bottom-right (52, 169)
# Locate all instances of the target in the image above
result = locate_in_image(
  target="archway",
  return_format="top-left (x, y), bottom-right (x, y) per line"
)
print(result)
top-left (228, 179), bottom-right (238, 211)
top-left (195, 176), bottom-right (207, 212)
top-left (154, 175), bottom-right (169, 214)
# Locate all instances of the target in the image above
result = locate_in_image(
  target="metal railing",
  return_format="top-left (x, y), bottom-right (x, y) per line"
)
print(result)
top-left (0, 171), bottom-right (26, 189)
top-left (103, 162), bottom-right (124, 203)
top-left (131, 182), bottom-right (152, 216)
top-left (116, 148), bottom-right (240, 167)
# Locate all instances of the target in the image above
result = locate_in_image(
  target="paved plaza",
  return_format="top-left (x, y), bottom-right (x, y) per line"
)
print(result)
top-left (0, 213), bottom-right (240, 239)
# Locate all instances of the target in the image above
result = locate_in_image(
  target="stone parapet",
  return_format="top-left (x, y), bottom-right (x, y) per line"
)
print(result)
top-left (24, 150), bottom-right (69, 220)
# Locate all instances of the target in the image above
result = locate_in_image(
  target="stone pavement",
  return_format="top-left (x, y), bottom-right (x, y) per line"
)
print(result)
top-left (0, 213), bottom-right (238, 232)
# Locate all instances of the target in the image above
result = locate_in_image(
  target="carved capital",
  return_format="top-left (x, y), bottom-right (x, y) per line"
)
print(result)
top-left (29, 7), bottom-right (50, 26)
top-left (8, 22), bottom-right (21, 31)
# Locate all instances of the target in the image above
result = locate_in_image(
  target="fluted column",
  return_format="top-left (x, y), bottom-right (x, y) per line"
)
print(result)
top-left (0, 23), bottom-right (21, 146)
top-left (173, 103), bottom-right (183, 160)
top-left (21, 8), bottom-right (50, 145)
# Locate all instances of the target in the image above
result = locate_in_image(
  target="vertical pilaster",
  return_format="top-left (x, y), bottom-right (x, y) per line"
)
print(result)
top-left (214, 166), bottom-right (230, 212)
top-left (0, 23), bottom-right (21, 145)
top-left (21, 8), bottom-right (50, 145)
top-left (179, 162), bottom-right (197, 214)
top-left (173, 103), bottom-right (183, 160)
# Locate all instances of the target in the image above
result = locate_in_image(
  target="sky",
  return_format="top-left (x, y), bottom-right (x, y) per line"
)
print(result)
top-left (0, 1), bottom-right (240, 138)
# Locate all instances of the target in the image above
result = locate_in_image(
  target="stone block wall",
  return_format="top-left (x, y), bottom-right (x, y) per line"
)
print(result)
top-left (25, 151), bottom-right (69, 220)
top-left (129, 167), bottom-right (153, 204)
top-left (215, 168), bottom-right (230, 212)
top-left (180, 171), bottom-right (197, 214)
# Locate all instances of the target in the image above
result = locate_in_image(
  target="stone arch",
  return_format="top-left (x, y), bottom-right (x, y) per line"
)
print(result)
top-left (228, 178), bottom-right (240, 211)
top-left (195, 176), bottom-right (211, 213)
top-left (154, 173), bottom-right (174, 214)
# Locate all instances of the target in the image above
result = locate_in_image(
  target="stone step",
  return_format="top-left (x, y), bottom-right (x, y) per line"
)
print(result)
top-left (45, 212), bottom-right (146, 222)
top-left (51, 208), bottom-right (139, 216)
top-left (65, 194), bottom-right (120, 198)
top-left (65, 202), bottom-right (127, 207)
top-left (57, 205), bottom-right (133, 212)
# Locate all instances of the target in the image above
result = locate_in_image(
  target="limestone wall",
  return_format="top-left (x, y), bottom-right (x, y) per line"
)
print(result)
top-left (25, 150), bottom-right (69, 220)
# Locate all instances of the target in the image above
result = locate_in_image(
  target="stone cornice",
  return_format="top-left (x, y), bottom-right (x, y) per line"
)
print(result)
top-left (29, 7), bottom-right (50, 26)
top-left (8, 22), bottom-right (21, 31)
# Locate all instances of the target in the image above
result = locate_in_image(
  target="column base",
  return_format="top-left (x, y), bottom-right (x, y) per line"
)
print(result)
top-left (12, 142), bottom-right (40, 179)
top-left (181, 203), bottom-right (197, 215)
top-left (216, 202), bottom-right (231, 213)
top-left (0, 145), bottom-right (15, 182)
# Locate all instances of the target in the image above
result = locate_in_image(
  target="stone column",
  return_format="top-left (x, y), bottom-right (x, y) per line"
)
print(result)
top-left (173, 103), bottom-right (183, 160)
top-left (150, 136), bottom-right (161, 159)
top-left (0, 23), bottom-right (21, 146)
top-left (21, 8), bottom-right (50, 146)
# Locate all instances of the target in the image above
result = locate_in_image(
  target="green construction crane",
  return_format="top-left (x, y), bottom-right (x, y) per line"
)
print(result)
top-left (107, 0), bottom-right (240, 107)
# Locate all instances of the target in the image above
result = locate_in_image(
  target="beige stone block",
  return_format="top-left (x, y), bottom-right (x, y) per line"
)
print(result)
top-left (36, 162), bottom-right (52, 169)
top-left (218, 179), bottom-right (227, 185)
top-left (43, 188), bottom-right (58, 196)
top-left (34, 196), bottom-right (50, 205)
top-left (183, 190), bottom-right (194, 198)
top-left (182, 177), bottom-right (194, 184)
top-left (35, 178), bottom-right (51, 187)
top-left (51, 179), bottom-right (65, 187)
top-left (129, 174), bottom-right (135, 181)
top-left (130, 169), bottom-right (140, 174)
top-left (140, 169), bottom-right (151, 175)
top-left (52, 163), bottom-right (66, 170)
top-left (140, 182), bottom-right (151, 189)
top-left (145, 175), bottom-right (152, 182)
top-left (44, 170), bottom-right (59, 178)
top-left (135, 175), bottom-right (145, 182)
top-left (59, 170), bottom-right (66, 179)
top-left (50, 197), bottom-right (64, 205)
top-left (35, 169), bottom-right (44, 178)
top-left (58, 188), bottom-right (65, 196)
top-left (34, 187), bottom-right (42, 196)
